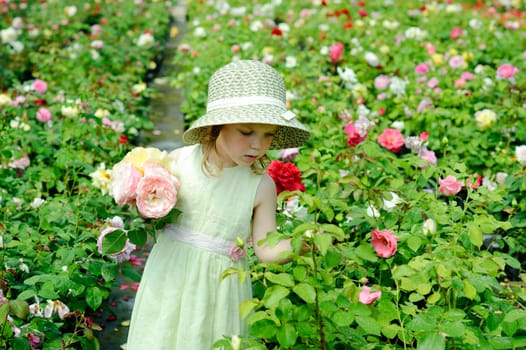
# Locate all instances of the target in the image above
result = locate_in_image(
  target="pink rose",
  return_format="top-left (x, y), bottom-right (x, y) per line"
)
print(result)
top-left (8, 153), bottom-right (30, 169)
top-left (450, 27), bottom-right (463, 40)
top-left (135, 173), bottom-right (179, 218)
top-left (228, 244), bottom-right (246, 261)
top-left (415, 63), bottom-right (429, 74)
top-left (344, 122), bottom-right (367, 147)
top-left (377, 128), bottom-right (405, 153)
top-left (110, 161), bottom-right (142, 205)
top-left (497, 63), bottom-right (518, 79)
top-left (32, 79), bottom-right (48, 94)
top-left (374, 74), bottom-right (390, 90)
top-left (278, 148), bottom-right (299, 162)
top-left (36, 107), bottom-right (52, 122)
top-left (420, 150), bottom-right (437, 166)
top-left (97, 217), bottom-right (136, 263)
top-left (359, 286), bottom-right (381, 305)
top-left (438, 175), bottom-right (463, 196)
top-left (329, 42), bottom-right (344, 63)
top-left (371, 228), bottom-right (398, 258)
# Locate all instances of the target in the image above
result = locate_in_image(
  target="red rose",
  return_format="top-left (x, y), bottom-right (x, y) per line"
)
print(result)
top-left (267, 160), bottom-right (306, 195)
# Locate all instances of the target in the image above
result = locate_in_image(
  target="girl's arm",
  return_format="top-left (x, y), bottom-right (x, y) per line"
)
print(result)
top-left (252, 174), bottom-right (297, 263)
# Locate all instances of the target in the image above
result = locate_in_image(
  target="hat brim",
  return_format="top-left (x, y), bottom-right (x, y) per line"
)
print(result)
top-left (183, 104), bottom-right (310, 149)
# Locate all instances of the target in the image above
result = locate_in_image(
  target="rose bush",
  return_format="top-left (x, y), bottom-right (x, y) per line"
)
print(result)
top-left (2, 0), bottom-right (526, 349)
top-left (174, 1), bottom-right (526, 349)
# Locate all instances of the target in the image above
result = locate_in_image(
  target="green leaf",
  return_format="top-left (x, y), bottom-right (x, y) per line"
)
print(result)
top-left (127, 229), bottom-right (147, 247)
top-left (355, 243), bottom-right (378, 263)
top-left (262, 285), bottom-right (290, 309)
top-left (265, 272), bottom-right (295, 287)
top-left (407, 236), bottom-right (422, 252)
top-left (86, 286), bottom-right (104, 310)
top-left (463, 279), bottom-right (477, 300)
top-left (9, 300), bottom-right (29, 320)
top-left (240, 299), bottom-right (259, 319)
top-left (381, 324), bottom-right (400, 339)
top-left (333, 310), bottom-right (354, 327)
top-left (250, 319), bottom-right (278, 338)
top-left (355, 315), bottom-right (381, 335)
top-left (441, 321), bottom-right (465, 337)
top-left (314, 233), bottom-right (332, 255)
top-left (292, 283), bottom-right (316, 304)
top-left (276, 323), bottom-right (297, 347)
top-left (0, 303), bottom-right (9, 325)
top-left (101, 229), bottom-right (128, 255)
top-left (417, 333), bottom-right (445, 350)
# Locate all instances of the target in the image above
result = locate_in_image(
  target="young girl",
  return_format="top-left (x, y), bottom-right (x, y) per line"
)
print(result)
top-left (126, 60), bottom-right (310, 349)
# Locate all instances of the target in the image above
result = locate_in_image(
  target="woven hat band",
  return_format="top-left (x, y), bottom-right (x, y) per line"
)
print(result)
top-left (207, 96), bottom-right (285, 112)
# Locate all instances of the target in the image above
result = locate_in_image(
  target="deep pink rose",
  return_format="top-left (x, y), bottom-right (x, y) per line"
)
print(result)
top-left (36, 107), bottom-right (52, 122)
top-left (32, 79), bottom-right (48, 94)
top-left (228, 245), bottom-right (246, 261)
top-left (415, 63), bottom-right (429, 74)
top-left (377, 128), bottom-right (405, 153)
top-left (438, 175), bottom-right (463, 196)
top-left (497, 63), bottom-right (519, 79)
top-left (329, 42), bottom-right (344, 63)
top-left (110, 161), bottom-right (142, 205)
top-left (135, 173), bottom-right (178, 218)
top-left (344, 122), bottom-right (367, 147)
top-left (450, 27), bottom-right (463, 40)
top-left (371, 228), bottom-right (398, 258)
top-left (359, 286), bottom-right (381, 305)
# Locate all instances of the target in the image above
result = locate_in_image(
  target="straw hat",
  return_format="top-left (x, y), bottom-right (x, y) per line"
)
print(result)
top-left (183, 60), bottom-right (310, 149)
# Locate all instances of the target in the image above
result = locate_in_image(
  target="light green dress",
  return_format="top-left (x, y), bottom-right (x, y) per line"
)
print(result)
top-left (126, 144), bottom-right (262, 349)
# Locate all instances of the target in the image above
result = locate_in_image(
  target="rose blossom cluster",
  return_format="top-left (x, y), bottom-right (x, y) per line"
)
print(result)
top-left (109, 147), bottom-right (180, 219)
top-left (267, 160), bottom-right (306, 195)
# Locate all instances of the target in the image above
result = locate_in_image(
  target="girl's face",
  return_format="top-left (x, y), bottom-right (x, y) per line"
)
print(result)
top-left (215, 123), bottom-right (277, 167)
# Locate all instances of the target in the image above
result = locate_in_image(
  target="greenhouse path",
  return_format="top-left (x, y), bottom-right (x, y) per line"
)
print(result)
top-left (93, 2), bottom-right (187, 349)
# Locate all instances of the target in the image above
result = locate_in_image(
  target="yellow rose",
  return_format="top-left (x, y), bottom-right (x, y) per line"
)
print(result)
top-left (123, 147), bottom-right (170, 172)
top-left (431, 53), bottom-right (443, 65)
top-left (475, 109), bottom-right (497, 129)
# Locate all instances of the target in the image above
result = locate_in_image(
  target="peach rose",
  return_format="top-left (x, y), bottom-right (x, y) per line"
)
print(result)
top-left (135, 173), bottom-right (179, 218)
top-left (371, 228), bottom-right (398, 258)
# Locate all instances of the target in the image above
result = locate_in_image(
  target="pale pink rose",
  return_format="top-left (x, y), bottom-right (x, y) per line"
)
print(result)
top-left (438, 175), bottom-right (463, 196)
top-left (417, 97), bottom-right (434, 113)
top-left (374, 74), bottom-right (390, 90)
top-left (497, 63), bottom-right (519, 79)
top-left (9, 154), bottom-right (30, 169)
top-left (425, 42), bottom-right (435, 55)
top-left (278, 148), bottom-right (299, 161)
top-left (97, 224), bottom-right (136, 263)
top-left (32, 79), bottom-right (47, 94)
top-left (415, 63), bottom-right (429, 74)
top-left (110, 161), bottom-right (142, 205)
top-left (377, 128), bottom-right (405, 153)
top-left (135, 174), bottom-right (178, 218)
top-left (359, 286), bottom-right (381, 305)
top-left (36, 107), bottom-right (52, 122)
top-left (427, 77), bottom-right (439, 88)
top-left (371, 228), bottom-right (398, 258)
top-left (449, 55), bottom-right (465, 69)
top-left (420, 150), bottom-right (437, 166)
top-left (228, 244), bottom-right (246, 261)
top-left (329, 42), bottom-right (344, 63)
top-left (344, 122), bottom-right (367, 147)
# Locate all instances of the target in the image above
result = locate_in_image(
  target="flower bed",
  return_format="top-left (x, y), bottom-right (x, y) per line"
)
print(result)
top-left (1, 1), bottom-right (174, 348)
top-left (1, 0), bottom-right (525, 349)
top-left (171, 1), bottom-right (526, 349)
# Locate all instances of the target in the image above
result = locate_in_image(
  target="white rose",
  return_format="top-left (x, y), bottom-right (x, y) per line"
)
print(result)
top-left (1, 27), bottom-right (17, 44)
top-left (365, 52), bottom-right (380, 67)
top-left (515, 145), bottom-right (526, 165)
top-left (423, 218), bottom-right (437, 235)
top-left (61, 105), bottom-right (79, 117)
